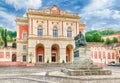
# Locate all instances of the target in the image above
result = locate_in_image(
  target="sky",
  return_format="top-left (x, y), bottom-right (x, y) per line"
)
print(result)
top-left (0, 0), bottom-right (120, 31)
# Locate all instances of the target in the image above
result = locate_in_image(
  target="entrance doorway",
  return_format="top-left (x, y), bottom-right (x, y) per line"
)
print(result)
top-left (36, 44), bottom-right (44, 62)
top-left (66, 44), bottom-right (73, 62)
top-left (52, 53), bottom-right (56, 62)
top-left (51, 44), bottom-right (59, 63)
top-left (23, 55), bottom-right (26, 62)
top-left (12, 54), bottom-right (16, 62)
top-left (38, 55), bottom-right (42, 62)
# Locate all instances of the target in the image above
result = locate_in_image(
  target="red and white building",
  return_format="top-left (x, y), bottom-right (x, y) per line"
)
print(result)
top-left (16, 5), bottom-right (85, 63)
top-left (103, 34), bottom-right (120, 43)
top-left (0, 47), bottom-right (16, 62)
top-left (88, 43), bottom-right (118, 64)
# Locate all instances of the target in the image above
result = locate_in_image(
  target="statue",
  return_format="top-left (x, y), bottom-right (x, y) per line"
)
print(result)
top-left (61, 32), bottom-right (112, 76)
top-left (74, 32), bottom-right (86, 49)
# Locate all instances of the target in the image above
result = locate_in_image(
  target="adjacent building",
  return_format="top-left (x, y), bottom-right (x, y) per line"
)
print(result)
top-left (16, 5), bottom-right (85, 63)
top-left (102, 34), bottom-right (120, 43)
top-left (88, 43), bottom-right (118, 64)
top-left (0, 47), bottom-right (16, 62)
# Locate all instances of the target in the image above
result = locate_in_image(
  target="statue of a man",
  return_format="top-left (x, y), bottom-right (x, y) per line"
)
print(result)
top-left (74, 32), bottom-right (86, 48)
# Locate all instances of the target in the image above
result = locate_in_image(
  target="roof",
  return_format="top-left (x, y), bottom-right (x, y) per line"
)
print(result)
top-left (27, 5), bottom-right (80, 19)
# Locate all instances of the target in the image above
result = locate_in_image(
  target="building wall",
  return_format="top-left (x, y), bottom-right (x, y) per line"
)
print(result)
top-left (0, 48), bottom-right (16, 62)
top-left (103, 34), bottom-right (120, 43)
top-left (90, 47), bottom-right (116, 64)
top-left (16, 5), bottom-right (85, 63)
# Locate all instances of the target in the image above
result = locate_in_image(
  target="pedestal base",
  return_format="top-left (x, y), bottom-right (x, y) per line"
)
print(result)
top-left (61, 47), bottom-right (112, 76)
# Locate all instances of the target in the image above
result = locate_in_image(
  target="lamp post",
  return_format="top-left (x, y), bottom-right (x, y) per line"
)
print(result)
top-left (29, 52), bottom-right (33, 63)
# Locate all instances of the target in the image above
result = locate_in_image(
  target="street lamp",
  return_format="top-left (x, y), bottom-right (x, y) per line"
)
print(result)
top-left (29, 52), bottom-right (33, 63)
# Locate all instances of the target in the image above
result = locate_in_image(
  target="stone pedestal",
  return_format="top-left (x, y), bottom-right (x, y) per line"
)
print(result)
top-left (61, 47), bottom-right (112, 76)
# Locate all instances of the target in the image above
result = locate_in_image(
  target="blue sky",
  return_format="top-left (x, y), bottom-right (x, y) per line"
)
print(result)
top-left (0, 0), bottom-right (120, 31)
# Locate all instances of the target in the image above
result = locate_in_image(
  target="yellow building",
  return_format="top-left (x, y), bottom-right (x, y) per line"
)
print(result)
top-left (16, 5), bottom-right (85, 63)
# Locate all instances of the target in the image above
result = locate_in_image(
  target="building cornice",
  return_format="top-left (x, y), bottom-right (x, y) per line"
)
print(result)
top-left (27, 9), bottom-right (80, 19)
top-left (15, 17), bottom-right (28, 25)
top-left (17, 40), bottom-right (28, 43)
top-left (28, 36), bottom-right (74, 41)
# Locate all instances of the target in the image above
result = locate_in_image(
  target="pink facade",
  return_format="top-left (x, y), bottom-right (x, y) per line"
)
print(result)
top-left (102, 34), bottom-right (120, 43)
top-left (90, 46), bottom-right (116, 64)
top-left (0, 48), bottom-right (16, 62)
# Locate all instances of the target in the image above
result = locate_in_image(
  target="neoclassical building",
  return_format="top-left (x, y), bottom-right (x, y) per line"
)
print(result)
top-left (16, 5), bottom-right (85, 63)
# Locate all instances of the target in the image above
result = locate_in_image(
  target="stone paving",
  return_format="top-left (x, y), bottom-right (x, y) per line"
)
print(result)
top-left (0, 66), bottom-right (120, 83)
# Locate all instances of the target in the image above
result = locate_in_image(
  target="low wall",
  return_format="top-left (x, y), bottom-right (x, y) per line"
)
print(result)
top-left (93, 62), bottom-right (107, 67)
top-left (0, 62), bottom-right (35, 66)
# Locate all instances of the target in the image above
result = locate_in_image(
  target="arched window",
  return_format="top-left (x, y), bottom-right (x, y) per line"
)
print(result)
top-left (67, 27), bottom-right (72, 37)
top-left (53, 26), bottom-right (58, 37)
top-left (22, 32), bottom-right (27, 40)
top-left (37, 25), bottom-right (43, 36)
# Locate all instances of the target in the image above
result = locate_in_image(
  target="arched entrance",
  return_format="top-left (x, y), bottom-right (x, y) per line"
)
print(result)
top-left (12, 54), bottom-right (16, 62)
top-left (66, 44), bottom-right (73, 62)
top-left (51, 44), bottom-right (60, 62)
top-left (36, 44), bottom-right (44, 62)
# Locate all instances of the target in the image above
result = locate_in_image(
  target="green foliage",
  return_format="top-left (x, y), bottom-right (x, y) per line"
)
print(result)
top-left (85, 32), bottom-right (102, 42)
top-left (85, 29), bottom-right (120, 43)
top-left (105, 38), bottom-right (112, 44)
top-left (12, 42), bottom-right (16, 48)
top-left (85, 34), bottom-right (93, 42)
top-left (99, 30), bottom-right (116, 36)
top-left (112, 37), bottom-right (118, 43)
top-left (0, 36), bottom-right (3, 46)
top-left (92, 32), bottom-right (102, 42)
top-left (85, 30), bottom-right (98, 36)
top-left (4, 29), bottom-right (7, 47)
top-left (101, 38), bottom-right (104, 42)
top-left (0, 27), bottom-right (16, 42)
top-left (86, 29), bottom-right (120, 36)
top-left (7, 35), bottom-right (12, 42)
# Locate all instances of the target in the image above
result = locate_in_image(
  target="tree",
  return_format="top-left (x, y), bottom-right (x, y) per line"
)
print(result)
top-left (7, 35), bottom-right (12, 42)
top-left (4, 29), bottom-right (7, 47)
top-left (93, 32), bottom-right (102, 42)
top-left (101, 38), bottom-right (104, 43)
top-left (1, 28), bottom-right (8, 47)
top-left (105, 38), bottom-right (112, 44)
top-left (0, 36), bottom-right (3, 46)
top-left (112, 37), bottom-right (118, 43)
top-left (12, 42), bottom-right (16, 48)
top-left (1, 29), bottom-right (5, 41)
top-left (85, 34), bottom-right (93, 42)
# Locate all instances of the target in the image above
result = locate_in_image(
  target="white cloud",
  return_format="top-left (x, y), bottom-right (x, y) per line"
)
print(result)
top-left (5, 0), bottom-right (42, 10)
top-left (0, 10), bottom-right (16, 30)
top-left (82, 0), bottom-right (114, 12)
top-left (112, 10), bottom-right (120, 19)
top-left (80, 0), bottom-right (120, 30)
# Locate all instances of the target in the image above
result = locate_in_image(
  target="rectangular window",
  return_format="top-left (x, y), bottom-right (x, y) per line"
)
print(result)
top-left (38, 29), bottom-right (43, 36)
top-left (99, 51), bottom-right (101, 59)
top-left (103, 52), bottom-right (105, 59)
top-left (112, 53), bottom-right (115, 59)
top-left (108, 53), bottom-right (110, 59)
top-left (94, 51), bottom-right (97, 59)
top-left (53, 30), bottom-right (58, 37)
top-left (23, 45), bottom-right (26, 51)
top-left (39, 55), bottom-right (42, 62)
top-left (23, 33), bottom-right (27, 40)
top-left (67, 31), bottom-right (72, 37)
top-left (23, 55), bottom-right (26, 62)
top-left (66, 56), bottom-right (68, 62)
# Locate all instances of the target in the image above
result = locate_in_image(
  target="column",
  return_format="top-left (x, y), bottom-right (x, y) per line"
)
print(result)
top-left (60, 48), bottom-right (66, 63)
top-left (44, 47), bottom-right (51, 63)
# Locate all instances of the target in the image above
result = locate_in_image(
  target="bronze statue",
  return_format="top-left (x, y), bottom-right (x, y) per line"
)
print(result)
top-left (74, 32), bottom-right (86, 49)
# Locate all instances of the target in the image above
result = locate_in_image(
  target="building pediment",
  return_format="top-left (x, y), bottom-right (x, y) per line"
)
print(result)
top-left (27, 5), bottom-right (80, 18)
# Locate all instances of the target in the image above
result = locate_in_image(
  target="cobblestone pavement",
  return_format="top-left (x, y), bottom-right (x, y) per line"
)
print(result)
top-left (0, 66), bottom-right (120, 83)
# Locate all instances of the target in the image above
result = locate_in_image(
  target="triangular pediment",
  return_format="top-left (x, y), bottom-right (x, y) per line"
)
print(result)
top-left (28, 5), bottom-right (79, 17)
